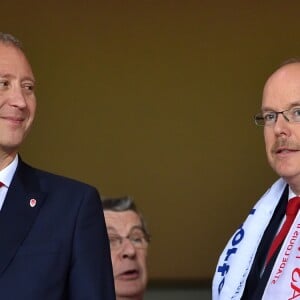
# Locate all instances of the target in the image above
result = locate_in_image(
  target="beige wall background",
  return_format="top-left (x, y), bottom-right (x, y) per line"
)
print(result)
top-left (2, 0), bottom-right (300, 280)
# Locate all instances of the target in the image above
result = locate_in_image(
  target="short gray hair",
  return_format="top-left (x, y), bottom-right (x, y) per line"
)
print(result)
top-left (102, 196), bottom-right (150, 242)
top-left (0, 32), bottom-right (23, 50)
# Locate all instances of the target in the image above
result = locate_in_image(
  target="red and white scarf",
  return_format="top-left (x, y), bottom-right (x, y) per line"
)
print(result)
top-left (212, 178), bottom-right (288, 299)
top-left (263, 211), bottom-right (300, 299)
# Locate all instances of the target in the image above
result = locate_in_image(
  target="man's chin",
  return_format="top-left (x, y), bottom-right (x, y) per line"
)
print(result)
top-left (280, 172), bottom-right (300, 184)
top-left (116, 282), bottom-right (144, 298)
top-left (271, 160), bottom-right (299, 177)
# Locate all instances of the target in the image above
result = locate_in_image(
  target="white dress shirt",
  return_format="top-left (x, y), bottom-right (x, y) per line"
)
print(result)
top-left (0, 155), bottom-right (18, 210)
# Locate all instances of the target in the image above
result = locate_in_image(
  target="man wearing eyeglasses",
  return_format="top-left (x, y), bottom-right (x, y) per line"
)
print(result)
top-left (103, 197), bottom-right (150, 300)
top-left (213, 59), bottom-right (300, 300)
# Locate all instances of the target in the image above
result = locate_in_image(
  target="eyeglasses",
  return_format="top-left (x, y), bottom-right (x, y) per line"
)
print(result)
top-left (108, 230), bottom-right (150, 251)
top-left (254, 106), bottom-right (300, 126)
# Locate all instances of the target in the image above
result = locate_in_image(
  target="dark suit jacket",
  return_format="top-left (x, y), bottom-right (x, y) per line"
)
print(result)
top-left (0, 158), bottom-right (115, 300)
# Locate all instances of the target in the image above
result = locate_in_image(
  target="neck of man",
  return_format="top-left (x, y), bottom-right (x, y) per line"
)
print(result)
top-left (0, 151), bottom-right (16, 171)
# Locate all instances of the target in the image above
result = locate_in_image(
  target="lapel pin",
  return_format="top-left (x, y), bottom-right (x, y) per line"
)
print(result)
top-left (29, 198), bottom-right (37, 208)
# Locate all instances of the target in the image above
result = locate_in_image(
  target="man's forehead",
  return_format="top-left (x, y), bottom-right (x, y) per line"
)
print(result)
top-left (266, 63), bottom-right (300, 85)
top-left (0, 43), bottom-right (31, 65)
top-left (0, 49), bottom-right (34, 84)
top-left (262, 63), bottom-right (300, 107)
top-left (104, 210), bottom-right (142, 231)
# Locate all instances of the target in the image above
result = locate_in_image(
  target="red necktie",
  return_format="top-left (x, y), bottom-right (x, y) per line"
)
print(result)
top-left (265, 196), bottom-right (300, 265)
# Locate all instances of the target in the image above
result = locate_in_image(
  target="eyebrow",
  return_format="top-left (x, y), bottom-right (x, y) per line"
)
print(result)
top-left (106, 225), bottom-right (144, 235)
top-left (262, 101), bottom-right (300, 112)
top-left (106, 226), bottom-right (117, 232)
top-left (0, 73), bottom-right (35, 83)
top-left (130, 225), bottom-right (144, 231)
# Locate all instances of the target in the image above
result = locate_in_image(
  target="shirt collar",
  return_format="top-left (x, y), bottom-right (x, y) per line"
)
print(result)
top-left (289, 185), bottom-right (298, 200)
top-left (0, 155), bottom-right (18, 188)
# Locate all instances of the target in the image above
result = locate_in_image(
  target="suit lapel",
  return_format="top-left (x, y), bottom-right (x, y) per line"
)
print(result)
top-left (0, 160), bottom-right (47, 276)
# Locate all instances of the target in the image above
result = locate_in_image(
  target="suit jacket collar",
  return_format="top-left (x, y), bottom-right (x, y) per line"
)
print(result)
top-left (0, 159), bottom-right (47, 276)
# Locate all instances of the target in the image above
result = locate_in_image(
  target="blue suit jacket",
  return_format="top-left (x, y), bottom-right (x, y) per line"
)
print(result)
top-left (0, 159), bottom-right (115, 300)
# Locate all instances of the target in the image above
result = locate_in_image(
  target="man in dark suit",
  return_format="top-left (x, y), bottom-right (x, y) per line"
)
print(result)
top-left (0, 33), bottom-right (115, 299)
top-left (213, 59), bottom-right (300, 300)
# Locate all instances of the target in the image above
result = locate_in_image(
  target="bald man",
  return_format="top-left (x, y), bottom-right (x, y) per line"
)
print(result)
top-left (213, 59), bottom-right (300, 299)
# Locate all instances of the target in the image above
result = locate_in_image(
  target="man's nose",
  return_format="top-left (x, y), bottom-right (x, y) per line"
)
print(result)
top-left (273, 112), bottom-right (291, 137)
top-left (120, 238), bottom-right (137, 258)
top-left (8, 86), bottom-right (27, 108)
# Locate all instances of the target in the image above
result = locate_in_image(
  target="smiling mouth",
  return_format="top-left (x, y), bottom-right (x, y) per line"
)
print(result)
top-left (2, 116), bottom-right (24, 122)
top-left (2, 116), bottom-right (26, 126)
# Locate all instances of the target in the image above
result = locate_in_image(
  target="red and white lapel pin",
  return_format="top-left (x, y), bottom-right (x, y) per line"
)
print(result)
top-left (29, 198), bottom-right (37, 208)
